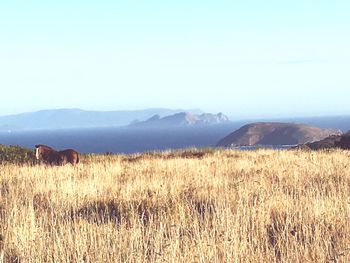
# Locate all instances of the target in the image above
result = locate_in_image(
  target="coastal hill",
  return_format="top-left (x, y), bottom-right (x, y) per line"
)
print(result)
top-left (217, 122), bottom-right (342, 147)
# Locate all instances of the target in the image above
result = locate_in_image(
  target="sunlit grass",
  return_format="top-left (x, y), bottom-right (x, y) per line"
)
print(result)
top-left (1, 148), bottom-right (350, 262)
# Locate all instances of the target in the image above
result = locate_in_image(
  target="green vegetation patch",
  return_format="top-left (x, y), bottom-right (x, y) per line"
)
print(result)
top-left (0, 144), bottom-right (36, 165)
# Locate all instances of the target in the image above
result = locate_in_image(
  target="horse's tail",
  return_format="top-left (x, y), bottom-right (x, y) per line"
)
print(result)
top-left (76, 153), bottom-right (80, 164)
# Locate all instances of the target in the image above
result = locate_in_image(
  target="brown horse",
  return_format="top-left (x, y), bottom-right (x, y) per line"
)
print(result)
top-left (35, 144), bottom-right (79, 165)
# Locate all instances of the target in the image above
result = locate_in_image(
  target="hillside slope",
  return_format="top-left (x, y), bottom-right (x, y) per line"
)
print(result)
top-left (304, 131), bottom-right (350, 150)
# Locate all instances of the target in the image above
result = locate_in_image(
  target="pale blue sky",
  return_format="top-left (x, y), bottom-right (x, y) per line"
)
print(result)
top-left (1, 0), bottom-right (349, 118)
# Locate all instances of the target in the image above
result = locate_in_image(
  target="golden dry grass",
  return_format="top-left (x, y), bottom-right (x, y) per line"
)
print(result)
top-left (1, 148), bottom-right (350, 262)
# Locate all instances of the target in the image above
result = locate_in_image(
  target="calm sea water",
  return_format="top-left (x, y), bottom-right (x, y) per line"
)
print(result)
top-left (1, 116), bottom-right (348, 154)
top-left (0, 124), bottom-right (242, 154)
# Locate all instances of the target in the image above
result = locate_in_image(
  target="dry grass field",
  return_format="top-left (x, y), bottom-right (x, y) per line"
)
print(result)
top-left (1, 148), bottom-right (350, 262)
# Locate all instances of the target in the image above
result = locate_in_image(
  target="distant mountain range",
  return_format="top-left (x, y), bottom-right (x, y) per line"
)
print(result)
top-left (130, 112), bottom-right (230, 128)
top-left (0, 108), bottom-right (203, 131)
top-left (217, 122), bottom-right (342, 147)
top-left (1, 108), bottom-right (350, 133)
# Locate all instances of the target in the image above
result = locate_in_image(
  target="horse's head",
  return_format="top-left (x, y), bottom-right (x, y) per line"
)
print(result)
top-left (35, 144), bottom-right (55, 160)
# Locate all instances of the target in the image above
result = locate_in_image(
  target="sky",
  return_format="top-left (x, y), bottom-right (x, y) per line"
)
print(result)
top-left (0, 0), bottom-right (350, 119)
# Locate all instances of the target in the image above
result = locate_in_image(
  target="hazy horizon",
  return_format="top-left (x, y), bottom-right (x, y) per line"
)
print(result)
top-left (1, 1), bottom-right (350, 118)
top-left (1, 107), bottom-right (350, 121)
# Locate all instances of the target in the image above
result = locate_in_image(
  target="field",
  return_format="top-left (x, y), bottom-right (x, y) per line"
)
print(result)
top-left (1, 148), bottom-right (350, 262)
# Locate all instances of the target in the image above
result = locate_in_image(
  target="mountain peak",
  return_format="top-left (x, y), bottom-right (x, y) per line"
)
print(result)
top-left (131, 112), bottom-right (230, 128)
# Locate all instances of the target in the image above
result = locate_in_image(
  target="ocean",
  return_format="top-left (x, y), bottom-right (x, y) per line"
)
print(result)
top-left (0, 124), bottom-right (243, 154)
top-left (1, 116), bottom-right (349, 154)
